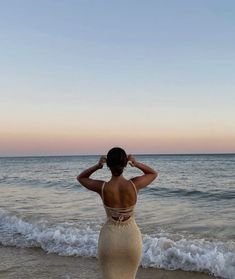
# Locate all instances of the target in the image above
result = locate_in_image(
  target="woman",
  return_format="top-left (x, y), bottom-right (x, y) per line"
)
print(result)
top-left (77, 147), bottom-right (157, 279)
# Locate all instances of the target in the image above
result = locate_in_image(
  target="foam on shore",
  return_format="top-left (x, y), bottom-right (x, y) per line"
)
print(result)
top-left (0, 246), bottom-right (216, 279)
top-left (0, 209), bottom-right (234, 279)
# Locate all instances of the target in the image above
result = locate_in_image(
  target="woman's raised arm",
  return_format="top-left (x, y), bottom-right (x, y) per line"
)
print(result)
top-left (77, 156), bottom-right (106, 193)
top-left (128, 155), bottom-right (158, 190)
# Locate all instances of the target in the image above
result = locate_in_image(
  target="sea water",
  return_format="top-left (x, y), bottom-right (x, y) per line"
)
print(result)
top-left (0, 154), bottom-right (235, 278)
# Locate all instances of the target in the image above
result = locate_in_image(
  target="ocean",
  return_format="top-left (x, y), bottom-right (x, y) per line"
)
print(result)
top-left (0, 154), bottom-right (234, 279)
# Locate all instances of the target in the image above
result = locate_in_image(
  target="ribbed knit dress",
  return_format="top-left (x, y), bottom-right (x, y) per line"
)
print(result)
top-left (98, 181), bottom-right (142, 279)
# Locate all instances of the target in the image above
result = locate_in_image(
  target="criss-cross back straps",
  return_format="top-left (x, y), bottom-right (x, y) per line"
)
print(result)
top-left (101, 180), bottom-right (137, 202)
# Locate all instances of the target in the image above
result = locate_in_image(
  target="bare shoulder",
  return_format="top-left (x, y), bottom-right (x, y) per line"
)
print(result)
top-left (77, 177), bottom-right (105, 194)
top-left (130, 173), bottom-right (157, 190)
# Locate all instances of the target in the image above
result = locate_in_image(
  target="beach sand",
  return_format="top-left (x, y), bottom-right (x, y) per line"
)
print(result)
top-left (0, 246), bottom-right (217, 279)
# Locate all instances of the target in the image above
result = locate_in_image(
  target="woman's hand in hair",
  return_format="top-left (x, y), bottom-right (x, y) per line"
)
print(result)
top-left (98, 156), bottom-right (107, 169)
top-left (127, 154), bottom-right (137, 167)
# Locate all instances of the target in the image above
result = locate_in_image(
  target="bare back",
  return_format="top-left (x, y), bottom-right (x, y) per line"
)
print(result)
top-left (101, 178), bottom-right (137, 208)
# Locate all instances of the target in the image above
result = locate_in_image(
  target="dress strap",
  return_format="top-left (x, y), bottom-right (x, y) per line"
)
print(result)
top-left (129, 180), bottom-right (138, 202)
top-left (101, 182), bottom-right (106, 200)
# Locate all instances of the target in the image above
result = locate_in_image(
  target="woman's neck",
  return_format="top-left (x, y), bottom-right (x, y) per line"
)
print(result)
top-left (110, 174), bottom-right (124, 181)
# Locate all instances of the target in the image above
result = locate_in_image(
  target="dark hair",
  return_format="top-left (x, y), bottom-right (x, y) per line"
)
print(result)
top-left (106, 147), bottom-right (128, 176)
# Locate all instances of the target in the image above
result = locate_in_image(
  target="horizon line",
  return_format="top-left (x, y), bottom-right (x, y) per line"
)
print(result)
top-left (1, 152), bottom-right (235, 158)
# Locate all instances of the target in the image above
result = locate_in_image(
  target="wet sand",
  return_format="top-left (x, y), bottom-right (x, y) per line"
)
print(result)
top-left (0, 246), bottom-right (217, 279)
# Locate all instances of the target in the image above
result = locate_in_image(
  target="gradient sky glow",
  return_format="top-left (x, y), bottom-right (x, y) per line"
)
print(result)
top-left (1, 0), bottom-right (235, 156)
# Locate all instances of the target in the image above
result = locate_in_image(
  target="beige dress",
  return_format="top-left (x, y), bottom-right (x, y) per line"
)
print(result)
top-left (98, 181), bottom-right (142, 279)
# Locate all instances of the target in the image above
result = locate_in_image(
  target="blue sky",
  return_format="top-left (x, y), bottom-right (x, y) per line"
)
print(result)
top-left (0, 0), bottom-right (235, 155)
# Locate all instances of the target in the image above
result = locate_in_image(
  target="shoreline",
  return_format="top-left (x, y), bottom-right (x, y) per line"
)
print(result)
top-left (0, 246), bottom-right (217, 279)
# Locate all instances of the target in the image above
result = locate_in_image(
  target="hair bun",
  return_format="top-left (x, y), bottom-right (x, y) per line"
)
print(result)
top-left (107, 147), bottom-right (128, 176)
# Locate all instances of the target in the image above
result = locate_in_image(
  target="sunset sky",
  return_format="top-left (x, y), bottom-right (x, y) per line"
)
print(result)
top-left (1, 0), bottom-right (235, 156)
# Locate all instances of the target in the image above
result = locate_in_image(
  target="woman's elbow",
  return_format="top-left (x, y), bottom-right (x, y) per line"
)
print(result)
top-left (152, 171), bottom-right (158, 180)
top-left (77, 175), bottom-right (83, 184)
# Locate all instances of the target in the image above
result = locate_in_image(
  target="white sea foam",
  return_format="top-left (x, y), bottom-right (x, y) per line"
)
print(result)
top-left (0, 209), bottom-right (99, 257)
top-left (0, 210), bottom-right (234, 279)
top-left (142, 234), bottom-right (235, 279)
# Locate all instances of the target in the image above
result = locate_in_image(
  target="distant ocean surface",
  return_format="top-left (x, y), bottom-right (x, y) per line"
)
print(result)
top-left (0, 154), bottom-right (235, 279)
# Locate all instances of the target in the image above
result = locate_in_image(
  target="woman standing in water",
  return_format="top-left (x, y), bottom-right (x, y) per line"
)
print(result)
top-left (77, 147), bottom-right (157, 279)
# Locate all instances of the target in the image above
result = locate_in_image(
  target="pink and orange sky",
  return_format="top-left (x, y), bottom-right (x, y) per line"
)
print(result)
top-left (1, 1), bottom-right (235, 156)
